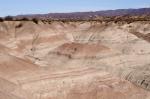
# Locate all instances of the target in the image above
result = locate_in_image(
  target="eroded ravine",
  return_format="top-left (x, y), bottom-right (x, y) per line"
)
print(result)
top-left (0, 20), bottom-right (150, 99)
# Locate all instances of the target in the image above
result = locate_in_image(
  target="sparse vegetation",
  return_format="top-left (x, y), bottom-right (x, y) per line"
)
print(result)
top-left (0, 14), bottom-right (149, 25)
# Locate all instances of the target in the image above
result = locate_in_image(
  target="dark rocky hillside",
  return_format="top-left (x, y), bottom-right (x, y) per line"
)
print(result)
top-left (16, 8), bottom-right (150, 19)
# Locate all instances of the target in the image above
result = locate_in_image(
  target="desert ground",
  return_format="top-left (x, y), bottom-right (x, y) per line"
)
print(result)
top-left (0, 20), bottom-right (150, 99)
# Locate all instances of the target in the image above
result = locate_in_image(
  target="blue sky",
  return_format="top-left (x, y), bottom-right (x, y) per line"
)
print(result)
top-left (0, 0), bottom-right (150, 16)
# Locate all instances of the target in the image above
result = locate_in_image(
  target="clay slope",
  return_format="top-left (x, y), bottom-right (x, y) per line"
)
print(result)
top-left (0, 20), bottom-right (150, 99)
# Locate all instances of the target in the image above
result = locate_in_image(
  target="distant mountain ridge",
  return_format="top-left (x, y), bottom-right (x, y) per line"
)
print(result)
top-left (16, 8), bottom-right (150, 19)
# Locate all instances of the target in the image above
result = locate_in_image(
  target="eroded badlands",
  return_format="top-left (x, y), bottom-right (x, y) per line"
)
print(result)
top-left (0, 20), bottom-right (150, 99)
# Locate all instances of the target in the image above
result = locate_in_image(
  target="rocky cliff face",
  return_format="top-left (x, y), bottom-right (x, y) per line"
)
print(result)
top-left (0, 20), bottom-right (150, 99)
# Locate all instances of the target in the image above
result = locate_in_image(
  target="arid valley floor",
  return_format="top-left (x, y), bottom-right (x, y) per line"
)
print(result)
top-left (0, 19), bottom-right (150, 99)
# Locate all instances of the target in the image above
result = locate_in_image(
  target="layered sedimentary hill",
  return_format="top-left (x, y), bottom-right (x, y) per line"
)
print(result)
top-left (0, 19), bottom-right (150, 99)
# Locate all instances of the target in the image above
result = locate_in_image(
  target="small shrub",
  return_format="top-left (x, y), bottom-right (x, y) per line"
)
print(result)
top-left (20, 17), bottom-right (30, 21)
top-left (4, 16), bottom-right (13, 21)
top-left (0, 17), bottom-right (4, 22)
top-left (15, 23), bottom-right (23, 28)
top-left (32, 18), bottom-right (38, 24)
